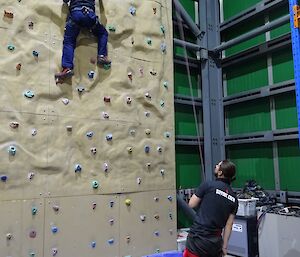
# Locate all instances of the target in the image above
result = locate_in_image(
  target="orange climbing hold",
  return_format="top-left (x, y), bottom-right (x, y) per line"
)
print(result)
top-left (16, 63), bottom-right (22, 70)
top-left (4, 10), bottom-right (14, 18)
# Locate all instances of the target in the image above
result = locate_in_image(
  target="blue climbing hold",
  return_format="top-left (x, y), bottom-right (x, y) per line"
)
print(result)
top-left (86, 131), bottom-right (94, 138)
top-left (106, 133), bottom-right (113, 141)
top-left (91, 241), bottom-right (96, 248)
top-left (32, 50), bottom-right (39, 57)
top-left (88, 71), bottom-right (95, 79)
top-left (32, 207), bottom-right (38, 215)
top-left (167, 195), bottom-right (173, 201)
top-left (108, 238), bottom-right (114, 245)
top-left (129, 6), bottom-right (136, 16)
top-left (51, 226), bottom-right (58, 234)
top-left (24, 90), bottom-right (35, 98)
top-left (144, 145), bottom-right (150, 153)
top-left (74, 164), bottom-right (82, 173)
top-left (0, 175), bottom-right (8, 182)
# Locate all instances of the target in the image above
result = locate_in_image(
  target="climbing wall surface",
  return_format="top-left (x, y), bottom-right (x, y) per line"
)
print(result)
top-left (0, 0), bottom-right (176, 256)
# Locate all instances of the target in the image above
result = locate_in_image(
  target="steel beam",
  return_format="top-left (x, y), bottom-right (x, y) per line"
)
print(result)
top-left (175, 94), bottom-right (203, 107)
top-left (174, 38), bottom-right (201, 52)
top-left (220, 0), bottom-right (288, 32)
top-left (173, 0), bottom-right (204, 38)
top-left (214, 14), bottom-right (290, 52)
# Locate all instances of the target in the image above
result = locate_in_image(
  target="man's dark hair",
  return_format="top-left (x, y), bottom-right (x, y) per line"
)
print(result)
top-left (220, 160), bottom-right (236, 180)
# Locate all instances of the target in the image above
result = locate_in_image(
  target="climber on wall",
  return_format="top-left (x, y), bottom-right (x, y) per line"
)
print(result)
top-left (55, 0), bottom-right (111, 83)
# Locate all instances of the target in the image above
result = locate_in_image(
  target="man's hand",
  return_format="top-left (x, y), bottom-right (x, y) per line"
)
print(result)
top-left (222, 247), bottom-right (227, 256)
top-left (188, 194), bottom-right (201, 208)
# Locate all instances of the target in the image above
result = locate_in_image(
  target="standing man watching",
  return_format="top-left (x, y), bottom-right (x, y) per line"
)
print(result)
top-left (184, 160), bottom-right (238, 257)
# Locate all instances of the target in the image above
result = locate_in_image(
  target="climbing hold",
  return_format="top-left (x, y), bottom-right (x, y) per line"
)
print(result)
top-left (167, 195), bottom-right (173, 201)
top-left (91, 241), bottom-right (96, 248)
top-left (16, 63), bottom-right (22, 70)
top-left (66, 125), bottom-right (73, 132)
top-left (104, 96), bottom-right (111, 103)
top-left (160, 25), bottom-right (165, 34)
top-left (169, 229), bottom-right (173, 235)
top-left (92, 202), bottom-right (97, 210)
top-left (126, 96), bottom-right (132, 105)
top-left (8, 146), bottom-right (16, 156)
top-left (137, 177), bottom-right (142, 185)
top-left (28, 172), bottom-right (35, 180)
top-left (153, 8), bottom-right (157, 14)
top-left (160, 169), bottom-right (165, 176)
top-left (144, 145), bottom-right (150, 153)
top-left (160, 42), bottom-right (167, 53)
top-left (106, 133), bottom-right (113, 141)
top-left (154, 197), bottom-right (159, 202)
top-left (146, 37), bottom-right (152, 45)
top-left (31, 128), bottom-right (37, 136)
top-left (145, 92), bottom-right (151, 99)
top-left (90, 147), bottom-right (97, 155)
top-left (163, 81), bottom-right (169, 89)
top-left (31, 207), bottom-right (37, 216)
top-left (28, 21), bottom-right (34, 29)
top-left (24, 90), bottom-right (35, 98)
top-left (52, 248), bottom-right (58, 256)
top-left (62, 98), bottom-right (69, 105)
top-left (107, 25), bottom-right (116, 32)
top-left (129, 6), bottom-right (136, 16)
top-left (29, 230), bottom-right (37, 238)
top-left (0, 175), bottom-right (8, 182)
top-left (127, 146), bottom-right (133, 153)
top-left (103, 64), bottom-right (111, 70)
top-left (7, 44), bottom-right (15, 51)
top-left (164, 132), bottom-right (171, 138)
top-left (108, 238), bottom-right (114, 245)
top-left (77, 86), bottom-right (85, 93)
top-left (103, 162), bottom-right (109, 173)
top-left (126, 236), bottom-right (131, 243)
top-left (109, 200), bottom-right (114, 208)
top-left (102, 112), bottom-right (109, 119)
top-left (150, 70), bottom-right (157, 76)
top-left (139, 67), bottom-right (144, 76)
top-left (88, 71), bottom-right (95, 79)
top-left (10, 121), bottom-right (19, 129)
top-left (160, 100), bottom-right (165, 107)
top-left (129, 129), bottom-right (136, 136)
top-left (169, 212), bottom-right (173, 220)
top-left (125, 199), bottom-right (131, 206)
top-left (154, 231), bottom-right (160, 237)
top-left (32, 50), bottom-right (39, 57)
top-left (140, 215), bottom-right (146, 222)
top-left (6, 233), bottom-right (12, 240)
top-left (51, 226), bottom-right (58, 234)
top-left (146, 163), bottom-right (151, 169)
top-left (30, 252), bottom-right (35, 257)
top-left (74, 164), bottom-right (82, 173)
top-left (131, 37), bottom-right (135, 45)
top-left (92, 180), bottom-right (99, 189)
top-left (156, 249), bottom-right (160, 253)
top-left (109, 219), bottom-right (114, 225)
top-left (154, 214), bottom-right (159, 220)
top-left (145, 129), bottom-right (151, 136)
top-left (128, 72), bottom-right (133, 81)
top-left (157, 146), bottom-right (163, 153)
top-left (52, 205), bottom-right (59, 212)
top-left (4, 10), bottom-right (14, 18)
top-left (86, 131), bottom-right (94, 138)
top-left (145, 111), bottom-right (150, 117)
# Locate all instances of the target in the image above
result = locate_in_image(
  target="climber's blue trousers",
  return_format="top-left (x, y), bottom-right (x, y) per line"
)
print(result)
top-left (62, 9), bottom-right (108, 69)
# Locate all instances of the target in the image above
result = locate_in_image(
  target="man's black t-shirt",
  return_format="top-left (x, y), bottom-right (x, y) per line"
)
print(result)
top-left (186, 178), bottom-right (238, 257)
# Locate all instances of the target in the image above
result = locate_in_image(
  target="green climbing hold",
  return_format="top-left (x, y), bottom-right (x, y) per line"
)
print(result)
top-left (107, 25), bottom-right (116, 32)
top-left (146, 38), bottom-right (152, 45)
top-left (160, 25), bottom-right (165, 34)
top-left (92, 180), bottom-right (99, 189)
top-left (32, 207), bottom-right (38, 215)
top-left (103, 64), bottom-right (111, 70)
top-left (7, 44), bottom-right (15, 51)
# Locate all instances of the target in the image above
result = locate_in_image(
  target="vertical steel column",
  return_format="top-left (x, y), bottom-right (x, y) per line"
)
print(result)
top-left (200, 0), bottom-right (225, 181)
top-left (289, 0), bottom-right (300, 145)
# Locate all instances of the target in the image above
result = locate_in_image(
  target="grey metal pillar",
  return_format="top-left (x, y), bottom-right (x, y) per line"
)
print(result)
top-left (200, 0), bottom-right (225, 181)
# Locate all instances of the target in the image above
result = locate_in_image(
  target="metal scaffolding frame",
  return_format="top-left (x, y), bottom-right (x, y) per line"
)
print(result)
top-left (173, 0), bottom-right (299, 202)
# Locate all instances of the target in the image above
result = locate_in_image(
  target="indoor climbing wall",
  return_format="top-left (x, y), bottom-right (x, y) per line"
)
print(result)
top-left (0, 0), bottom-right (176, 257)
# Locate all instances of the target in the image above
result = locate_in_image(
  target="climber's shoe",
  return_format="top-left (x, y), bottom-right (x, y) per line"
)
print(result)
top-left (97, 55), bottom-right (111, 66)
top-left (55, 68), bottom-right (74, 80)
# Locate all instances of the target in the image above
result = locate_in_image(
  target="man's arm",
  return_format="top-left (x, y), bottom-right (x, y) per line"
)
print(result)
top-left (222, 213), bottom-right (235, 255)
top-left (188, 194), bottom-right (201, 208)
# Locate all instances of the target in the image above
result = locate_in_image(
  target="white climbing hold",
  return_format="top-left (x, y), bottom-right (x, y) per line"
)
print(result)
top-left (31, 128), bottom-right (37, 136)
top-left (62, 98), bottom-right (69, 105)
